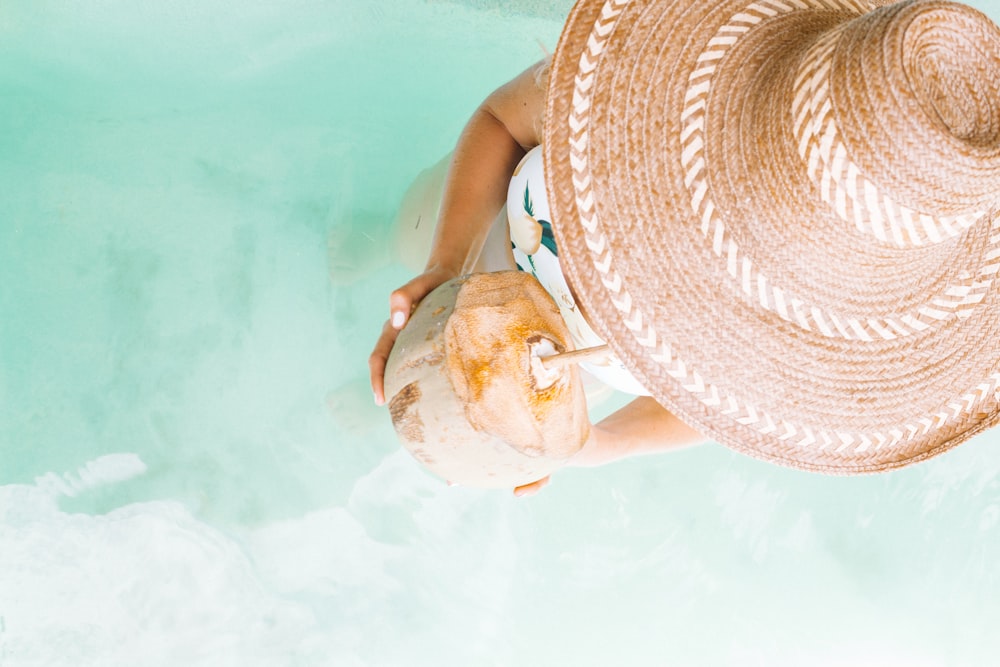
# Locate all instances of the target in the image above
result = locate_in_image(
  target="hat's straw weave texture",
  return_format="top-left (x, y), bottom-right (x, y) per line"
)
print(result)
top-left (544, 0), bottom-right (1000, 472)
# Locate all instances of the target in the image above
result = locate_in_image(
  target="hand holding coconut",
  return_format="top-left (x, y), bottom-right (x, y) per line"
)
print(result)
top-left (368, 61), bottom-right (703, 494)
top-left (369, 264), bottom-right (458, 407)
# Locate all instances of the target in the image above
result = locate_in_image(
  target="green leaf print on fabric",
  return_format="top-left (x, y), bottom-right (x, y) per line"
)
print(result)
top-left (523, 184), bottom-right (558, 256)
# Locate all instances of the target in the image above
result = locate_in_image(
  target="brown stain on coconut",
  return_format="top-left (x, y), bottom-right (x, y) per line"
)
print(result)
top-left (464, 356), bottom-right (496, 402)
top-left (399, 349), bottom-right (444, 371)
top-left (450, 312), bottom-right (569, 435)
top-left (410, 447), bottom-right (436, 465)
top-left (455, 318), bottom-right (543, 403)
top-left (388, 381), bottom-right (424, 443)
top-left (523, 334), bottom-right (569, 422)
top-left (505, 322), bottom-right (568, 419)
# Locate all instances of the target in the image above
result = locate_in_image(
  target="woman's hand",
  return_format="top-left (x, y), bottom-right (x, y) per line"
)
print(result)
top-left (513, 475), bottom-right (552, 497)
top-left (369, 265), bottom-right (458, 405)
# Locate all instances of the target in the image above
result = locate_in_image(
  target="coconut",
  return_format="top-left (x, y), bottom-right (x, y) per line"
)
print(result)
top-left (383, 270), bottom-right (590, 488)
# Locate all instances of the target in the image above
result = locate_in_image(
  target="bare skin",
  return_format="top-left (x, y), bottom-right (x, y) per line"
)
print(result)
top-left (369, 61), bottom-right (706, 496)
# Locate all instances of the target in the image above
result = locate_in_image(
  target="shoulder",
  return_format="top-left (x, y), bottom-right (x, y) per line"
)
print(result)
top-left (480, 58), bottom-right (550, 150)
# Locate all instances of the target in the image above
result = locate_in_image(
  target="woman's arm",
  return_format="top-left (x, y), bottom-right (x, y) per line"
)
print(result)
top-left (370, 60), bottom-right (548, 405)
top-left (574, 397), bottom-right (707, 466)
top-left (424, 62), bottom-right (547, 278)
top-left (514, 397), bottom-right (707, 496)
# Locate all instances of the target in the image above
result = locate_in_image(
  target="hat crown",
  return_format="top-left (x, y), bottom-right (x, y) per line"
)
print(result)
top-left (797, 0), bottom-right (1000, 231)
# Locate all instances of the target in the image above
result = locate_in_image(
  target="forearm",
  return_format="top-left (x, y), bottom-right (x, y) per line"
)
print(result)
top-left (571, 397), bottom-right (707, 467)
top-left (427, 108), bottom-right (527, 275)
top-left (424, 61), bottom-right (547, 276)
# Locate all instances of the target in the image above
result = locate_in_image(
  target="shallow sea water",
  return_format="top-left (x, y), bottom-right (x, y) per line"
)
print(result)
top-left (2, 0), bottom-right (1000, 665)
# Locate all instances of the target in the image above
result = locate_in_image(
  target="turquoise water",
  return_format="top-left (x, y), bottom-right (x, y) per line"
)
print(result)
top-left (2, 0), bottom-right (1000, 664)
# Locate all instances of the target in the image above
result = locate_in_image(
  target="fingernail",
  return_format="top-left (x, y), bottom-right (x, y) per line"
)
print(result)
top-left (447, 481), bottom-right (459, 487)
top-left (373, 392), bottom-right (384, 406)
top-left (391, 311), bottom-right (406, 328)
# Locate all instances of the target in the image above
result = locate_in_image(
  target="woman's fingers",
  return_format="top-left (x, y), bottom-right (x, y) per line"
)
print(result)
top-left (368, 318), bottom-right (400, 405)
top-left (373, 280), bottom-right (432, 405)
top-left (373, 268), bottom-right (458, 405)
top-left (389, 277), bottom-right (430, 330)
top-left (388, 289), bottom-right (412, 330)
top-left (389, 267), bottom-right (456, 330)
top-left (513, 475), bottom-right (551, 497)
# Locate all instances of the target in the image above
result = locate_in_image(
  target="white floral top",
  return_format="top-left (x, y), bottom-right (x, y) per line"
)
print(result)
top-left (507, 146), bottom-right (650, 396)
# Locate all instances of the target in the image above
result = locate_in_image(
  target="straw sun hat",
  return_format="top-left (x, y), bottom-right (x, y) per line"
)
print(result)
top-left (543, 0), bottom-right (1000, 472)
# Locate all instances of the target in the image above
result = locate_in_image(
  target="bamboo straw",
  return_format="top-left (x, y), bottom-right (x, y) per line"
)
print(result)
top-left (539, 344), bottom-right (610, 370)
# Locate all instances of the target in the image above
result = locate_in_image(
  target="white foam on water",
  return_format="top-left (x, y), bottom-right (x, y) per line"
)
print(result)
top-left (5, 440), bottom-right (1000, 666)
top-left (32, 453), bottom-right (147, 498)
top-left (0, 480), bottom-right (358, 667)
top-left (0, 449), bottom-right (521, 666)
